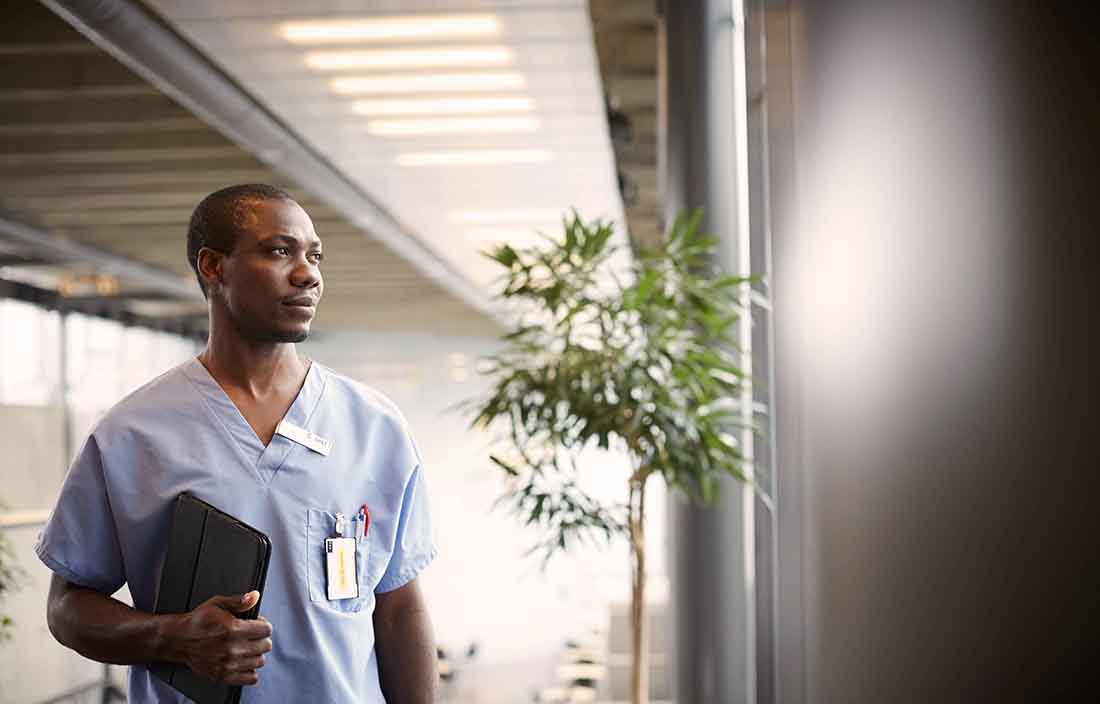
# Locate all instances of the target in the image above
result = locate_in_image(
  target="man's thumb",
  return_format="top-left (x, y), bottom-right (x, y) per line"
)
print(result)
top-left (213, 590), bottom-right (259, 612)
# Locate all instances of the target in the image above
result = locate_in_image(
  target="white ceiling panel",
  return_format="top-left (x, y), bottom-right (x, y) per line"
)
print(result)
top-left (147, 1), bottom-right (587, 21)
top-left (171, 12), bottom-right (591, 47)
top-left (145, 0), bottom-right (628, 295)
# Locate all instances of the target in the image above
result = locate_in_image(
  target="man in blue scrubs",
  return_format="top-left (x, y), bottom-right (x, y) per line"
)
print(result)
top-left (37, 184), bottom-right (439, 702)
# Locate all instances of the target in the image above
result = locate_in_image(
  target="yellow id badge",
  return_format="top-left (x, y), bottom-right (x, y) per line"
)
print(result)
top-left (325, 537), bottom-right (359, 600)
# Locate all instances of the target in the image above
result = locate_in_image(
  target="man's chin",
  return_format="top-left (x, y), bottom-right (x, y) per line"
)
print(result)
top-left (260, 323), bottom-right (310, 344)
top-left (273, 328), bottom-right (310, 343)
top-left (231, 310), bottom-right (312, 344)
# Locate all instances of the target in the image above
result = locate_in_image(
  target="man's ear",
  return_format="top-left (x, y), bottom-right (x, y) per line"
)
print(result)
top-left (196, 247), bottom-right (225, 294)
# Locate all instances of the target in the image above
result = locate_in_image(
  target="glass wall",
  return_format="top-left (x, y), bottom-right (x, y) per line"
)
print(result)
top-left (0, 299), bottom-right (197, 458)
top-left (0, 299), bottom-right (197, 703)
top-left (64, 312), bottom-right (196, 454)
top-left (0, 299), bottom-right (61, 408)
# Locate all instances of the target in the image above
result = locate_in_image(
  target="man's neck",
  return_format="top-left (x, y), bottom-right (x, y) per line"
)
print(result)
top-left (198, 333), bottom-right (308, 399)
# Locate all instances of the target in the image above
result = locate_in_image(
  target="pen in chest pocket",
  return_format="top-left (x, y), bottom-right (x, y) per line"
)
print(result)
top-left (355, 504), bottom-right (369, 542)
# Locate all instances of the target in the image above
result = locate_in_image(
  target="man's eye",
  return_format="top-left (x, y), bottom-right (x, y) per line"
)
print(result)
top-left (309, 252), bottom-right (324, 263)
top-left (272, 247), bottom-right (289, 256)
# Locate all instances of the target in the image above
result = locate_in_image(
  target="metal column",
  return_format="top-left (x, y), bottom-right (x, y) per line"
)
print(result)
top-left (659, 1), bottom-right (756, 703)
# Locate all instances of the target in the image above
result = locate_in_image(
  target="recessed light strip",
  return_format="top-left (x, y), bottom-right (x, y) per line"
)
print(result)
top-left (305, 46), bottom-right (512, 70)
top-left (281, 14), bottom-right (501, 44)
top-left (396, 150), bottom-right (554, 166)
top-left (331, 72), bottom-right (526, 94)
top-left (353, 96), bottom-right (534, 116)
top-left (450, 210), bottom-right (564, 224)
top-left (465, 227), bottom-right (562, 242)
top-left (368, 117), bottom-right (540, 136)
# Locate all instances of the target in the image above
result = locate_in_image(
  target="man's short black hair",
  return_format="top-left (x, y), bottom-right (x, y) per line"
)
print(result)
top-left (187, 183), bottom-right (296, 298)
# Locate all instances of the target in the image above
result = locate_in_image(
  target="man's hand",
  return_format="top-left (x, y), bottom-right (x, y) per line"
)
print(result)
top-left (162, 591), bottom-right (273, 686)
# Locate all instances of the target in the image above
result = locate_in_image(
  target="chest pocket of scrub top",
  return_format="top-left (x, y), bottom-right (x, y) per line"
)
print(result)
top-left (306, 508), bottom-right (375, 614)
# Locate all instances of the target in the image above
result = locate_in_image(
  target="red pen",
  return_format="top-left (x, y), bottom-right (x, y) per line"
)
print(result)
top-left (357, 504), bottom-right (370, 539)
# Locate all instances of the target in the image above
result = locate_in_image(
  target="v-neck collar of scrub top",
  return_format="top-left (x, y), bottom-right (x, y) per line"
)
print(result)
top-left (181, 356), bottom-right (327, 484)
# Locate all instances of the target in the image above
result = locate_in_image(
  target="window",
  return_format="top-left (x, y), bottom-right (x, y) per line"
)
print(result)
top-left (0, 299), bottom-right (60, 406)
top-left (0, 300), bottom-right (197, 460)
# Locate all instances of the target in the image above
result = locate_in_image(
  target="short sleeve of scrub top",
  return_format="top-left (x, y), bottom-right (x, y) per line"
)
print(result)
top-left (376, 463), bottom-right (435, 593)
top-left (36, 435), bottom-right (126, 595)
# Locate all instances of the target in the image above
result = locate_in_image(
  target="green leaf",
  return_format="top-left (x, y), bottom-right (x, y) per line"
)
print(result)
top-left (484, 244), bottom-right (520, 268)
top-left (489, 454), bottom-right (520, 477)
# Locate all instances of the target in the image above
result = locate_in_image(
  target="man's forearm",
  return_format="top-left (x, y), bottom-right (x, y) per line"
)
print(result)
top-left (48, 576), bottom-right (273, 685)
top-left (374, 584), bottom-right (438, 704)
top-left (48, 580), bottom-right (174, 666)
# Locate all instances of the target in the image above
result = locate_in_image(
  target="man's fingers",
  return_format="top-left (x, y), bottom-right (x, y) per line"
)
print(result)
top-left (224, 670), bottom-right (259, 686)
top-left (225, 655), bottom-right (266, 673)
top-left (234, 617), bottom-right (272, 640)
top-left (230, 637), bottom-right (273, 657)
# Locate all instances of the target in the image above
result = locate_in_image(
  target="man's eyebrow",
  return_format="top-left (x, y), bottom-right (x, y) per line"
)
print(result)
top-left (257, 234), bottom-right (323, 248)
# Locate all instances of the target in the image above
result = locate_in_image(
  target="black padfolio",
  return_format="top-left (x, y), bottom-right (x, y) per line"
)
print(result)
top-left (150, 493), bottom-right (271, 704)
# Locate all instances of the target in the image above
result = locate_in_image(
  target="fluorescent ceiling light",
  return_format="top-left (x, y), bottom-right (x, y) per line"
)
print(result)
top-left (353, 97), bottom-right (534, 116)
top-left (305, 46), bottom-right (512, 70)
top-left (330, 72), bottom-right (526, 94)
top-left (450, 209), bottom-right (564, 224)
top-left (281, 14), bottom-right (501, 44)
top-left (368, 117), bottom-right (539, 136)
top-left (464, 227), bottom-right (559, 244)
top-left (397, 149), bottom-right (554, 166)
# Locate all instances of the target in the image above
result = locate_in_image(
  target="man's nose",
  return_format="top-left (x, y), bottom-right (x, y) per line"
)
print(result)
top-left (290, 258), bottom-right (321, 289)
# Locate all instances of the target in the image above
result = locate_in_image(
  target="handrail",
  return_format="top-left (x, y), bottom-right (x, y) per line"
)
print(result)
top-left (0, 508), bottom-right (51, 529)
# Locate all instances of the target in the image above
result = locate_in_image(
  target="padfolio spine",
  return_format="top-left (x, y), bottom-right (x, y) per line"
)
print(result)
top-left (150, 493), bottom-right (270, 704)
top-left (150, 496), bottom-right (209, 686)
top-left (175, 503), bottom-right (266, 704)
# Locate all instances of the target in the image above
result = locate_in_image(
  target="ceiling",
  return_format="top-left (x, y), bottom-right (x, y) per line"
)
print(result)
top-left (0, 0), bottom-right (648, 339)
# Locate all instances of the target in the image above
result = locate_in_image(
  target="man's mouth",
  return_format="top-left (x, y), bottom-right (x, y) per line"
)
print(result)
top-left (283, 296), bottom-right (317, 308)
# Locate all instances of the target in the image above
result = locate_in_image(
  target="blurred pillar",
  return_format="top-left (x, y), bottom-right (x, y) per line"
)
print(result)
top-left (659, 1), bottom-right (756, 703)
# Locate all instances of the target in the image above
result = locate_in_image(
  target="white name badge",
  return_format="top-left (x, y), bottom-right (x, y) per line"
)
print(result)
top-left (275, 419), bottom-right (332, 456)
top-left (325, 537), bottom-right (359, 600)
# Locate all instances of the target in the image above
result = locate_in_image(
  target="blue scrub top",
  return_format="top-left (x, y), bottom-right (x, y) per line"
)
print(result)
top-left (36, 357), bottom-right (437, 703)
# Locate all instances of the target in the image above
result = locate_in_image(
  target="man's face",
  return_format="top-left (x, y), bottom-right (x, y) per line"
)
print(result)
top-left (211, 198), bottom-right (324, 343)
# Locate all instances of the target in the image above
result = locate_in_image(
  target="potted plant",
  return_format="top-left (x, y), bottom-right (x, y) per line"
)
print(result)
top-left (467, 211), bottom-right (755, 704)
top-left (0, 500), bottom-right (25, 642)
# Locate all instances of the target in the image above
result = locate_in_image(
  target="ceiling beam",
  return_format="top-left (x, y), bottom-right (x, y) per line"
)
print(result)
top-left (0, 52), bottom-right (145, 94)
top-left (0, 116), bottom-right (207, 138)
top-left (0, 210), bottom-right (202, 301)
top-left (0, 277), bottom-right (207, 340)
top-left (0, 169), bottom-right (275, 193)
top-left (0, 254), bottom-right (52, 267)
top-left (55, 289), bottom-right (179, 304)
top-left (0, 93), bottom-right (195, 125)
top-left (0, 155), bottom-right (264, 179)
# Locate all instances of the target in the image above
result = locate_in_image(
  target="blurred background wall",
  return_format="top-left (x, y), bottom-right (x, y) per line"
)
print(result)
top-left (762, 1), bottom-right (1096, 702)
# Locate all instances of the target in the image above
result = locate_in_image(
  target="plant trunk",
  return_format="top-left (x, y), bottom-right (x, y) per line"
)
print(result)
top-left (629, 475), bottom-right (649, 704)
